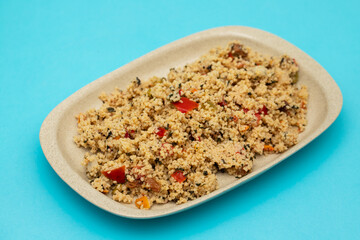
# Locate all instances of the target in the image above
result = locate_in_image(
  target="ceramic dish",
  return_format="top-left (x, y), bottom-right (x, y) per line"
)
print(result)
top-left (39, 26), bottom-right (342, 219)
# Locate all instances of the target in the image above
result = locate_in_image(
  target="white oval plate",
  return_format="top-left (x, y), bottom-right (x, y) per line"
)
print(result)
top-left (40, 26), bottom-right (342, 219)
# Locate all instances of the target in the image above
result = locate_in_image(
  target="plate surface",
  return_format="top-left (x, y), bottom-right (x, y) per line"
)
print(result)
top-left (39, 26), bottom-right (342, 219)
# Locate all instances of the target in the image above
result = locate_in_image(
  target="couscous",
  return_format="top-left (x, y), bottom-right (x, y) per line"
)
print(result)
top-left (74, 42), bottom-right (308, 209)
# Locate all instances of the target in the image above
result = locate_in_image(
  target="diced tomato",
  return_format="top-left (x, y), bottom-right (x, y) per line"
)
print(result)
top-left (228, 52), bottom-right (234, 59)
top-left (255, 113), bottom-right (262, 122)
top-left (102, 166), bottom-right (126, 183)
top-left (253, 105), bottom-right (268, 123)
top-left (243, 108), bottom-right (249, 113)
top-left (218, 100), bottom-right (228, 107)
top-left (197, 136), bottom-right (201, 141)
top-left (156, 127), bottom-right (167, 138)
top-left (259, 105), bottom-right (268, 115)
top-left (172, 97), bottom-right (199, 113)
top-left (125, 130), bottom-right (135, 139)
top-left (171, 170), bottom-right (187, 183)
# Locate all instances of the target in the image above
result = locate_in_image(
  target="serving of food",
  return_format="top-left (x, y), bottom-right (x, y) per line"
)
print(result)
top-left (74, 41), bottom-right (308, 210)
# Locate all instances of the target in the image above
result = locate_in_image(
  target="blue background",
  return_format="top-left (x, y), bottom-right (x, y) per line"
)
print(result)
top-left (1, 0), bottom-right (359, 239)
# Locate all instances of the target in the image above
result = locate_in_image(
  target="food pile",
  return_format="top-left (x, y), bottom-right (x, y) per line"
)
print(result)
top-left (74, 42), bottom-right (308, 209)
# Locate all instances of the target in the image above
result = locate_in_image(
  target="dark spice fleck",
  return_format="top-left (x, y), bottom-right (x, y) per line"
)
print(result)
top-left (196, 183), bottom-right (201, 186)
top-left (248, 92), bottom-right (252, 96)
top-left (107, 107), bottom-right (115, 113)
top-left (176, 168), bottom-right (185, 171)
top-left (203, 171), bottom-right (208, 176)
top-left (106, 131), bottom-right (112, 139)
top-left (280, 57), bottom-right (284, 65)
top-left (136, 77), bottom-right (141, 85)
top-left (155, 158), bottom-right (162, 165)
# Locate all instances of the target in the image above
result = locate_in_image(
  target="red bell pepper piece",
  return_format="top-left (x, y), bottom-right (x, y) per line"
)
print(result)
top-left (125, 130), bottom-right (135, 139)
top-left (172, 97), bottom-right (199, 113)
top-left (255, 113), bottom-right (262, 122)
top-left (259, 105), bottom-right (268, 115)
top-left (102, 166), bottom-right (126, 183)
top-left (156, 127), bottom-right (167, 138)
top-left (171, 170), bottom-right (187, 183)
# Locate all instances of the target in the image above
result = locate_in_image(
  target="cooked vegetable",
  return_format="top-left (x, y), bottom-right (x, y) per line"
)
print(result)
top-left (255, 113), bottom-right (262, 122)
top-left (156, 127), bottom-right (167, 138)
top-left (258, 105), bottom-right (268, 115)
top-left (263, 145), bottom-right (274, 151)
top-left (230, 43), bottom-right (248, 58)
top-left (135, 196), bottom-right (150, 209)
top-left (124, 130), bottom-right (135, 139)
top-left (241, 125), bottom-right (250, 132)
top-left (126, 180), bottom-right (142, 189)
top-left (102, 166), bottom-right (126, 183)
top-left (218, 99), bottom-right (228, 107)
top-left (172, 97), bottom-right (199, 113)
top-left (171, 170), bottom-right (187, 183)
top-left (145, 178), bottom-right (161, 192)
